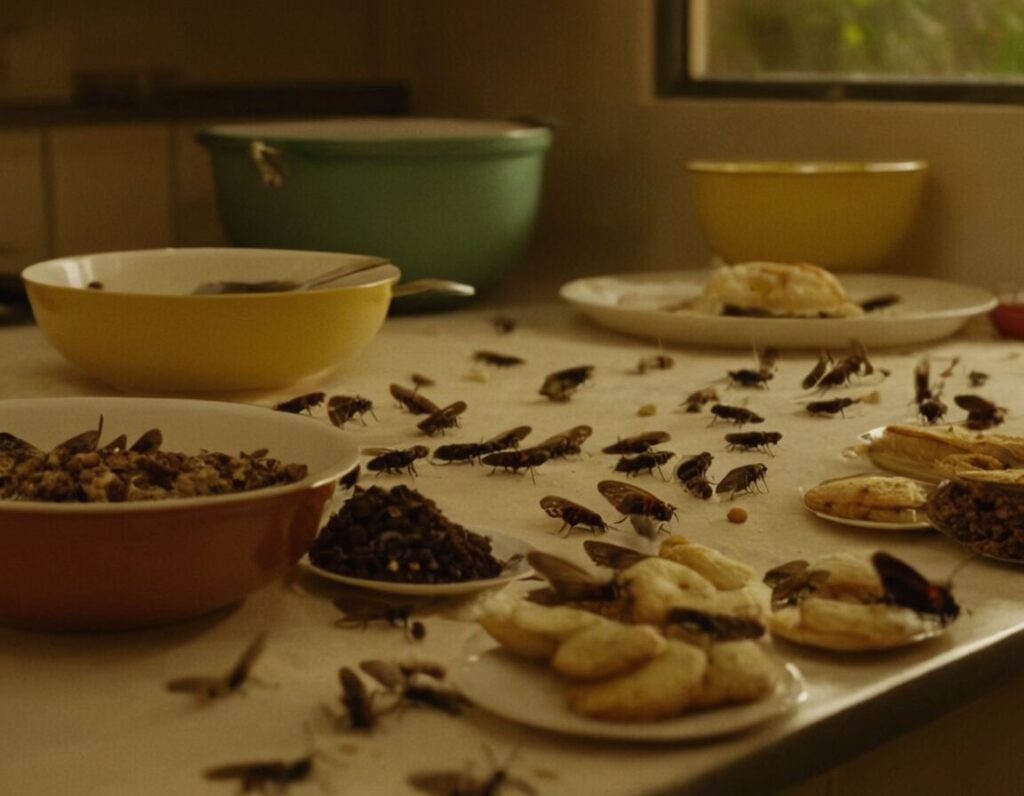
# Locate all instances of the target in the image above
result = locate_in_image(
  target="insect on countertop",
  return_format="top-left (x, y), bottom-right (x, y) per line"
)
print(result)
top-left (675, 452), bottom-right (714, 500)
top-left (954, 394), bottom-right (1006, 430)
top-left (359, 659), bottom-right (468, 716)
top-left (481, 448), bottom-right (550, 483)
top-left (273, 392), bottom-right (326, 414)
top-left (597, 480), bottom-right (678, 529)
top-left (539, 365), bottom-right (594, 402)
top-left (725, 431), bottom-right (782, 455)
top-left (328, 395), bottom-right (377, 427)
top-left (391, 383), bottom-right (442, 416)
top-left (473, 350), bottom-right (526, 367)
top-left (681, 386), bottom-right (719, 413)
top-left (709, 404), bottom-right (764, 427)
top-left (204, 755), bottom-right (313, 792)
top-left (805, 397), bottom-right (860, 417)
top-left (364, 446), bottom-right (430, 477)
top-left (418, 401), bottom-right (468, 436)
top-left (601, 430), bottom-right (671, 455)
top-left (332, 594), bottom-right (425, 641)
top-left (540, 495), bottom-right (610, 536)
top-left (532, 425), bottom-right (593, 459)
top-left (165, 632), bottom-right (268, 700)
top-left (715, 463), bottom-right (768, 500)
top-left (407, 748), bottom-right (537, 796)
top-left (613, 450), bottom-right (675, 479)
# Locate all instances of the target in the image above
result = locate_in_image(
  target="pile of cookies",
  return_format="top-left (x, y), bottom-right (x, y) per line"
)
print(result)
top-left (803, 474), bottom-right (929, 523)
top-left (477, 537), bottom-right (781, 722)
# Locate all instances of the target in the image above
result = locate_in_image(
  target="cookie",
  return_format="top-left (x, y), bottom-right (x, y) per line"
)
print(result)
top-left (552, 622), bottom-right (666, 681)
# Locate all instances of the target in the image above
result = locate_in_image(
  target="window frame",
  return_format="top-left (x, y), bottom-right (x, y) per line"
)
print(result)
top-left (656, 0), bottom-right (1024, 104)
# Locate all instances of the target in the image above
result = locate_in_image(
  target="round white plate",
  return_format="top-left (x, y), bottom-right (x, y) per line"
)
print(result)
top-left (560, 271), bottom-right (996, 349)
top-left (800, 476), bottom-right (934, 532)
top-left (453, 637), bottom-right (806, 742)
top-left (302, 531), bottom-right (534, 596)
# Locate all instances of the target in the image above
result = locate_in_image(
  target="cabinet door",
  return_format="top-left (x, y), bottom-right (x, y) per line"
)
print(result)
top-left (0, 129), bottom-right (48, 277)
top-left (50, 124), bottom-right (172, 256)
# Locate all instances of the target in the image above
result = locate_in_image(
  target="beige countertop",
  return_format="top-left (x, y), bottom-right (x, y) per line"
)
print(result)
top-left (2, 299), bottom-right (1023, 795)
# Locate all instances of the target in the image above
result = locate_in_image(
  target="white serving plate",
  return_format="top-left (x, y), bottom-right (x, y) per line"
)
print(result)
top-left (453, 636), bottom-right (806, 742)
top-left (302, 531), bottom-right (534, 596)
top-left (560, 271), bottom-right (996, 349)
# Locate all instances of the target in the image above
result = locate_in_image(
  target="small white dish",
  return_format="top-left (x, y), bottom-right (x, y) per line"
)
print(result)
top-left (800, 474), bottom-right (934, 532)
top-left (302, 531), bottom-right (534, 596)
top-left (560, 271), bottom-right (996, 349)
top-left (452, 635), bottom-right (806, 742)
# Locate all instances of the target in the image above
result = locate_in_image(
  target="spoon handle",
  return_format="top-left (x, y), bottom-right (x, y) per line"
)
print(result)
top-left (300, 257), bottom-right (393, 290)
top-left (391, 279), bottom-right (476, 299)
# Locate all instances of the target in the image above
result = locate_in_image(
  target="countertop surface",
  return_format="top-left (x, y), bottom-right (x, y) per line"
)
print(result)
top-left (2, 295), bottom-right (1023, 796)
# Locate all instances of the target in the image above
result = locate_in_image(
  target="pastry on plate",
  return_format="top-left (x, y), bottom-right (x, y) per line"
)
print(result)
top-left (686, 262), bottom-right (864, 319)
top-left (803, 474), bottom-right (929, 523)
top-left (865, 424), bottom-right (1024, 482)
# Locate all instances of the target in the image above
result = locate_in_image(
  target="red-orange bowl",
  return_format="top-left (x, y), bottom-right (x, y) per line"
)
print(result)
top-left (990, 304), bottom-right (1024, 339)
top-left (0, 397), bottom-right (358, 631)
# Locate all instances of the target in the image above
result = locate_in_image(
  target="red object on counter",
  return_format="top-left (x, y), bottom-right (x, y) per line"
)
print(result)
top-left (990, 304), bottom-right (1024, 338)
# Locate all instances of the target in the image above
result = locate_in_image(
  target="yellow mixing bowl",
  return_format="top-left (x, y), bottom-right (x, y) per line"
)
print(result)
top-left (687, 161), bottom-right (927, 271)
top-left (22, 248), bottom-right (398, 393)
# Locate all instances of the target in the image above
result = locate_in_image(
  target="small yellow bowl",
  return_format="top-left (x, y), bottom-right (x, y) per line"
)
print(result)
top-left (22, 248), bottom-right (399, 393)
top-left (687, 161), bottom-right (927, 271)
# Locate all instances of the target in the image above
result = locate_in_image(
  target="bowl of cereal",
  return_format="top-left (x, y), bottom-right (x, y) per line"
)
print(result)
top-left (0, 397), bottom-right (358, 631)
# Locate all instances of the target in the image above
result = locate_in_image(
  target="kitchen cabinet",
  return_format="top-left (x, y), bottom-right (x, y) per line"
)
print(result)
top-left (0, 129), bottom-right (48, 279)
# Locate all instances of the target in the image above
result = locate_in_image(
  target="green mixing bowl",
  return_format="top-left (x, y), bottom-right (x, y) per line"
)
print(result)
top-left (196, 118), bottom-right (552, 306)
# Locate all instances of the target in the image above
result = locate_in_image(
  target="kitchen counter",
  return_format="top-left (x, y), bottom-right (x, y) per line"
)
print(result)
top-left (2, 298), bottom-right (1023, 795)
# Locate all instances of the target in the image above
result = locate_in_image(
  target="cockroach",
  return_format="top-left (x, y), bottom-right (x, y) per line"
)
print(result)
top-left (725, 431), bottom-right (782, 455)
top-left (417, 401), bottom-right (468, 436)
top-left (408, 749), bottom-right (537, 796)
top-left (859, 293), bottom-right (900, 312)
top-left (682, 386), bottom-right (719, 413)
top-left (954, 394), bottom-right (1006, 429)
top-left (582, 539), bottom-right (650, 570)
top-left (715, 463), bottom-right (768, 499)
top-left (339, 667), bottom-right (376, 730)
top-left (166, 632), bottom-right (268, 700)
top-left (763, 560), bottom-right (830, 610)
top-left (601, 431), bottom-right (671, 455)
top-left (491, 315), bottom-right (517, 334)
top-left (390, 383), bottom-right (441, 416)
top-left (526, 551), bottom-right (618, 603)
top-left (597, 480), bottom-right (678, 524)
top-left (478, 425), bottom-right (533, 454)
top-left (918, 397), bottom-right (948, 424)
top-left (481, 448), bottom-right (549, 482)
top-left (539, 365), bottom-right (593, 402)
top-left (613, 451), bottom-right (674, 479)
top-left (709, 403), bottom-right (764, 427)
top-left (204, 755), bottom-right (313, 791)
top-left (806, 397), bottom-right (860, 417)
top-left (914, 358), bottom-right (933, 403)
top-left (540, 496), bottom-right (610, 535)
top-left (663, 607), bottom-right (765, 643)
top-left (871, 551), bottom-right (960, 624)
top-left (339, 465), bottom-right (361, 490)
top-left (328, 395), bottom-right (377, 427)
top-left (969, 370), bottom-right (990, 388)
top-left (432, 442), bottom-right (485, 464)
top-left (675, 452), bottom-right (714, 500)
top-left (411, 373), bottom-right (435, 389)
top-left (274, 392), bottom-right (326, 414)
top-left (633, 354), bottom-right (675, 374)
top-left (473, 350), bottom-right (525, 367)
top-left (727, 368), bottom-right (773, 389)
top-left (801, 351), bottom-right (832, 390)
top-left (129, 428), bottom-right (162, 453)
top-left (532, 425), bottom-right (593, 459)
top-left (364, 446), bottom-right (430, 476)
top-left (359, 659), bottom-right (467, 715)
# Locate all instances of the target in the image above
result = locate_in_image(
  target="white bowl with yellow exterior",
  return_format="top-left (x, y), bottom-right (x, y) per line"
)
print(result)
top-left (687, 161), bottom-right (927, 271)
top-left (22, 248), bottom-right (399, 393)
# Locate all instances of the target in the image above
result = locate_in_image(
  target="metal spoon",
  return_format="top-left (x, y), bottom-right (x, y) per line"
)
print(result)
top-left (391, 279), bottom-right (475, 299)
top-left (192, 257), bottom-right (392, 295)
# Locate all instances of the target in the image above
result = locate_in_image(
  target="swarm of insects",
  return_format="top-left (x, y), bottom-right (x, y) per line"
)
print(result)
top-left (954, 394), bottom-right (1006, 430)
top-left (328, 395), bottom-right (377, 427)
top-left (725, 431), bottom-right (782, 455)
top-left (418, 401), bottom-right (468, 436)
top-left (474, 350), bottom-right (526, 367)
top-left (715, 463), bottom-right (768, 499)
top-left (709, 403), bottom-right (764, 427)
top-left (273, 392), bottom-right (325, 414)
top-left (681, 386), bottom-right (719, 413)
top-left (165, 632), bottom-right (268, 700)
top-left (391, 383), bottom-right (441, 415)
top-left (805, 397), bottom-right (860, 417)
top-left (532, 425), bottom-right (593, 459)
top-left (539, 496), bottom-right (610, 535)
top-left (601, 431), bottom-right (671, 455)
top-left (364, 446), bottom-right (430, 476)
top-left (613, 451), bottom-right (674, 479)
top-left (675, 452), bottom-right (714, 499)
top-left (539, 365), bottom-right (593, 402)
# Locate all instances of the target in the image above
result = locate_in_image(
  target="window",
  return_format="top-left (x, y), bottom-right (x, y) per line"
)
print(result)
top-left (658, 0), bottom-right (1024, 102)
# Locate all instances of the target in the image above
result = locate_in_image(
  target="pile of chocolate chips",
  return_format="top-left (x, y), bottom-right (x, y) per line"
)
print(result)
top-left (309, 485), bottom-right (504, 583)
